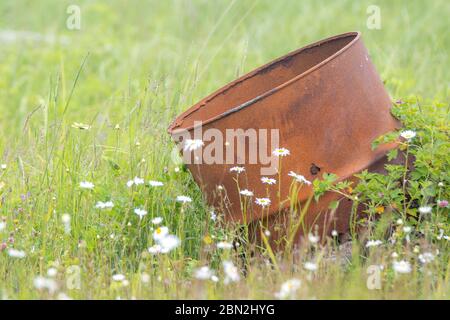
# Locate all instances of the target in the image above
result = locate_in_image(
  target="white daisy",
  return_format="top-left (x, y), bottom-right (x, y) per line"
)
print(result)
top-left (308, 233), bottom-right (320, 244)
top-left (223, 260), bottom-right (240, 284)
top-left (159, 235), bottom-right (180, 253)
top-left (230, 166), bottom-right (245, 173)
top-left (255, 197), bottom-right (271, 207)
top-left (392, 260), bottom-right (412, 274)
top-left (331, 230), bottom-right (338, 237)
top-left (261, 177), bottom-right (276, 185)
top-left (127, 176), bottom-right (145, 187)
top-left (288, 171), bottom-right (311, 185)
top-left (366, 240), bottom-right (383, 248)
top-left (304, 262), bottom-right (318, 272)
top-left (183, 139), bottom-right (204, 152)
top-left (194, 266), bottom-right (215, 280)
top-left (418, 252), bottom-right (435, 264)
top-left (239, 189), bottom-right (253, 197)
top-left (148, 244), bottom-right (162, 254)
top-left (149, 180), bottom-right (164, 187)
top-left (216, 241), bottom-right (233, 250)
top-left (151, 217), bottom-right (163, 225)
top-left (61, 214), bottom-right (71, 234)
top-left (210, 211), bottom-right (217, 221)
top-left (0, 221), bottom-right (5, 232)
top-left (275, 279), bottom-right (301, 299)
top-left (112, 274), bottom-right (126, 281)
top-left (403, 226), bottom-right (412, 233)
top-left (80, 181), bottom-right (94, 189)
top-left (272, 148), bottom-right (290, 157)
top-left (437, 229), bottom-right (445, 240)
top-left (400, 130), bottom-right (416, 140)
top-left (61, 214), bottom-right (70, 224)
top-left (8, 248), bottom-right (26, 259)
top-left (1, 164), bottom-right (6, 170)
top-left (47, 268), bottom-right (58, 277)
top-left (134, 208), bottom-right (148, 219)
top-left (176, 195), bottom-right (192, 203)
top-left (153, 226), bottom-right (169, 241)
top-left (418, 206), bottom-right (432, 214)
top-left (95, 201), bottom-right (114, 209)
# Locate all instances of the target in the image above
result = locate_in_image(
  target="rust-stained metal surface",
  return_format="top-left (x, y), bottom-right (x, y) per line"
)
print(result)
top-left (168, 31), bottom-right (400, 238)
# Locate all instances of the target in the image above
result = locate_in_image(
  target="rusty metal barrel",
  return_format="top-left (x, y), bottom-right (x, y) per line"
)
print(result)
top-left (168, 31), bottom-right (400, 239)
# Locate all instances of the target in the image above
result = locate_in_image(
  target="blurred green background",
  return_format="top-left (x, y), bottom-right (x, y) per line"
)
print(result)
top-left (0, 0), bottom-right (448, 143)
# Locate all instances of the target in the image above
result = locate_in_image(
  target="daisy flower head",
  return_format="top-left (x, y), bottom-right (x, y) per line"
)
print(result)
top-left (304, 261), bottom-right (318, 272)
top-left (153, 226), bottom-right (169, 242)
top-left (392, 260), bottom-right (412, 274)
top-left (95, 201), bottom-right (114, 209)
top-left (366, 240), bottom-right (383, 248)
top-left (148, 244), bottom-right (162, 254)
top-left (151, 217), bottom-right (163, 225)
top-left (230, 166), bottom-right (245, 174)
top-left (308, 233), bottom-right (320, 244)
top-left (418, 206), bottom-right (432, 214)
top-left (149, 180), bottom-right (164, 187)
top-left (216, 241), bottom-right (233, 250)
top-left (127, 177), bottom-right (144, 187)
top-left (8, 248), bottom-right (26, 259)
top-left (403, 226), bottom-right (412, 233)
top-left (272, 147), bottom-right (290, 157)
top-left (288, 171), bottom-right (311, 185)
top-left (261, 177), bottom-right (276, 185)
top-left (134, 208), bottom-right (148, 219)
top-left (194, 266), bottom-right (215, 280)
top-left (239, 189), bottom-right (253, 197)
top-left (223, 260), bottom-right (240, 284)
top-left (159, 235), bottom-right (180, 253)
top-left (176, 195), bottom-right (192, 203)
top-left (112, 274), bottom-right (126, 282)
top-left (400, 130), bottom-right (416, 141)
top-left (418, 252), bottom-right (435, 264)
top-left (275, 279), bottom-right (301, 299)
top-left (255, 197), bottom-right (271, 207)
top-left (183, 139), bottom-right (204, 152)
top-left (80, 181), bottom-right (94, 189)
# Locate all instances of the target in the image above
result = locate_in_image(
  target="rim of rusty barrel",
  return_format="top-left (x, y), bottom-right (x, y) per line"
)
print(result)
top-left (168, 31), bottom-right (361, 134)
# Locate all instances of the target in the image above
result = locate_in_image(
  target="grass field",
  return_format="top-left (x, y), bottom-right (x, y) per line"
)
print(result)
top-left (0, 0), bottom-right (448, 299)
